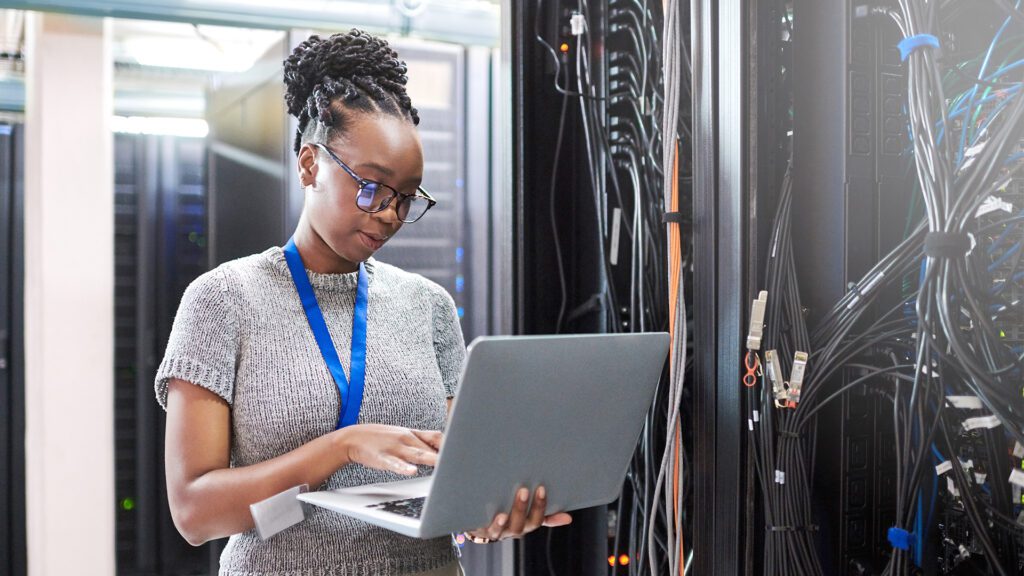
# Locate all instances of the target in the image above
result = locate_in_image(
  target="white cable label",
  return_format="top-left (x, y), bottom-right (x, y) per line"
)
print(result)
top-left (935, 461), bottom-right (953, 476)
top-left (962, 415), bottom-right (1002, 431)
top-left (609, 208), bottom-right (622, 266)
top-left (947, 476), bottom-right (960, 497)
top-left (569, 12), bottom-right (586, 35)
top-left (964, 141), bottom-right (986, 158)
top-left (1009, 469), bottom-right (1024, 488)
top-left (753, 410), bottom-right (761, 422)
top-left (775, 470), bottom-right (785, 484)
top-left (975, 195), bottom-right (1014, 218)
top-left (975, 472), bottom-right (988, 485)
top-left (947, 395), bottom-right (983, 409)
top-left (1014, 442), bottom-right (1024, 459)
top-left (748, 419), bottom-right (754, 431)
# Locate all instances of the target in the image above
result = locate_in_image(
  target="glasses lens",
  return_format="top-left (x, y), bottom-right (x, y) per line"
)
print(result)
top-left (356, 182), bottom-right (379, 210)
top-left (399, 196), bottom-right (431, 223)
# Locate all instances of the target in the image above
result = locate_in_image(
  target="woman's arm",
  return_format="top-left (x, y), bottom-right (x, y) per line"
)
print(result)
top-left (165, 378), bottom-right (443, 546)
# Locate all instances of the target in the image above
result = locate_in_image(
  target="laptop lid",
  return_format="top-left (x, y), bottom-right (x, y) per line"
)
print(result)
top-left (418, 332), bottom-right (670, 537)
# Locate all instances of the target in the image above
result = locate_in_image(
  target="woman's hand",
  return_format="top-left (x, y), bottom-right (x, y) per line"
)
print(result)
top-left (335, 424), bottom-right (443, 475)
top-left (466, 486), bottom-right (573, 541)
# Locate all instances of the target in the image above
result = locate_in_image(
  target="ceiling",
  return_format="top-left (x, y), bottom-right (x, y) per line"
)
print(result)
top-left (0, 4), bottom-right (497, 121)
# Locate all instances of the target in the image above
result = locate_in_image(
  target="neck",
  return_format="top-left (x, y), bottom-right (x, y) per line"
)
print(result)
top-left (291, 218), bottom-right (360, 274)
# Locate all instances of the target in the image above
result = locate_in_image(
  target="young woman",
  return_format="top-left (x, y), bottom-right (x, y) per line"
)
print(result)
top-left (156, 30), bottom-right (570, 575)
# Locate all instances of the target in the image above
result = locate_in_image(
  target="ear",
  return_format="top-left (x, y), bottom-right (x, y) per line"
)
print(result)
top-left (297, 143), bottom-right (319, 188)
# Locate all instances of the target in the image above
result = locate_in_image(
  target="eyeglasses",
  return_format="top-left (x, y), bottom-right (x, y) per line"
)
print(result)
top-left (312, 143), bottom-right (436, 224)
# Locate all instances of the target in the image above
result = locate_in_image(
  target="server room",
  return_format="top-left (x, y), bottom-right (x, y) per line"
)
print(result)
top-left (1, 0), bottom-right (1023, 575)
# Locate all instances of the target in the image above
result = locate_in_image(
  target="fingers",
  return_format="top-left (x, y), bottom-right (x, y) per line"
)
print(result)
top-left (542, 512), bottom-right (573, 528)
top-left (376, 453), bottom-right (418, 476)
top-left (411, 429), bottom-right (444, 451)
top-left (382, 430), bottom-right (439, 472)
top-left (399, 444), bottom-right (438, 467)
top-left (345, 425), bottom-right (443, 475)
top-left (522, 485), bottom-right (548, 533)
top-left (485, 512), bottom-right (508, 540)
top-left (500, 487), bottom-right (531, 538)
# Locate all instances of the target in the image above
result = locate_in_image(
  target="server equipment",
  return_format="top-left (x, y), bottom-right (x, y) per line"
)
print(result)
top-left (0, 121), bottom-right (26, 576)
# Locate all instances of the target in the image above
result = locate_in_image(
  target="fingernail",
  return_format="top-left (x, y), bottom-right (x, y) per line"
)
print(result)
top-left (537, 486), bottom-right (546, 499)
top-left (518, 488), bottom-right (529, 502)
top-left (496, 514), bottom-right (508, 526)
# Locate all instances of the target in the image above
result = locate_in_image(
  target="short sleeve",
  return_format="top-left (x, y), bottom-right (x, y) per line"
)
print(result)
top-left (430, 285), bottom-right (466, 398)
top-left (154, 267), bottom-right (240, 409)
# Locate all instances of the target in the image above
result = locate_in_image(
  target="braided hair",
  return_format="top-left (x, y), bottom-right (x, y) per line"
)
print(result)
top-left (284, 29), bottom-right (420, 155)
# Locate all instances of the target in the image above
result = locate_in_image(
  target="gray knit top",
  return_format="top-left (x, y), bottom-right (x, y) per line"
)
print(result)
top-left (154, 246), bottom-right (465, 575)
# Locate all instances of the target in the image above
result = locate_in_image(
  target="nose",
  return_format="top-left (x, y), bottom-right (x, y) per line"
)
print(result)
top-left (373, 197), bottom-right (404, 228)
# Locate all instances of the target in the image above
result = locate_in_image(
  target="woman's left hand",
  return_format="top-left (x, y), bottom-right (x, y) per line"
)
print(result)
top-left (466, 485), bottom-right (573, 541)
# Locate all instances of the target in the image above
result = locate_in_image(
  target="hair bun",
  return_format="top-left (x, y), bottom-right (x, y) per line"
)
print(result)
top-left (284, 29), bottom-right (419, 154)
top-left (283, 29), bottom-right (410, 120)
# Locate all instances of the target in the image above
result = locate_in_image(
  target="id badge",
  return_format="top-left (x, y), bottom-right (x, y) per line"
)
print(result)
top-left (249, 484), bottom-right (309, 540)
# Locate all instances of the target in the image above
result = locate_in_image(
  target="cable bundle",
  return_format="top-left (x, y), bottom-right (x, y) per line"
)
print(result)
top-left (534, 0), bottom-right (693, 574)
top-left (746, 1), bottom-right (1024, 574)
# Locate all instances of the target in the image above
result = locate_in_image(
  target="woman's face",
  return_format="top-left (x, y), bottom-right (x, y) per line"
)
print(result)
top-left (298, 113), bottom-right (424, 268)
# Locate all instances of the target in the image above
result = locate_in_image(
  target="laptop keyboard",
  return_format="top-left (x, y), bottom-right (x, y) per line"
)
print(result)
top-left (367, 496), bottom-right (426, 519)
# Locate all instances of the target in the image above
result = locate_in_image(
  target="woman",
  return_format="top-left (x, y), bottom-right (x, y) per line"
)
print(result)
top-left (156, 29), bottom-right (571, 575)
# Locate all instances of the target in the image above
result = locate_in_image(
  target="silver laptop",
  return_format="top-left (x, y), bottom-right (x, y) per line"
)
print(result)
top-left (297, 332), bottom-right (670, 539)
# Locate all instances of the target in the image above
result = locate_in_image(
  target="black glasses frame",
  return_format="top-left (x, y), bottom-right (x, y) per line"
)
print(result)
top-left (312, 143), bottom-right (437, 223)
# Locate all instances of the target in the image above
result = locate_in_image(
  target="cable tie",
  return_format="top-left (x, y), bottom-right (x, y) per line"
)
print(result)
top-left (777, 430), bottom-right (804, 439)
top-left (662, 211), bottom-right (685, 224)
top-left (898, 34), bottom-right (939, 62)
top-left (887, 527), bottom-right (913, 551)
top-left (923, 231), bottom-right (970, 259)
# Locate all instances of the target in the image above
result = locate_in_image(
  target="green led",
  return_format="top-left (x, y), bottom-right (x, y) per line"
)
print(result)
top-left (188, 231), bottom-right (198, 242)
top-left (1001, 330), bottom-right (1007, 338)
top-left (121, 497), bottom-right (135, 512)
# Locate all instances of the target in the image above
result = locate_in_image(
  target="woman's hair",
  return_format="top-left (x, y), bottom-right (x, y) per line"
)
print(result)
top-left (283, 29), bottom-right (419, 154)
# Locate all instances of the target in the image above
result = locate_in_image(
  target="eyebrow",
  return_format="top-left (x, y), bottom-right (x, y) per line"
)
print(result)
top-left (354, 161), bottom-right (395, 178)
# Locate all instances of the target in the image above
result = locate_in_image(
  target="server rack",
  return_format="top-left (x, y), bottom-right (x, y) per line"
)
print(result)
top-left (0, 122), bottom-right (26, 576)
top-left (788, 3), bottom-right (913, 572)
top-left (507, 0), bottom-right (763, 572)
top-left (114, 132), bottom-right (215, 575)
top-left (509, 0), bottom-right (613, 572)
top-left (370, 40), bottom-right (479, 340)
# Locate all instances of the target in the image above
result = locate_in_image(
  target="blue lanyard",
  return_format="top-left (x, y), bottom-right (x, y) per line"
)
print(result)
top-left (283, 238), bottom-right (369, 430)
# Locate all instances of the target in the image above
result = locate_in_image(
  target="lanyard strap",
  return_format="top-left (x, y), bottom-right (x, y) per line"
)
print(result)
top-left (283, 238), bottom-right (369, 430)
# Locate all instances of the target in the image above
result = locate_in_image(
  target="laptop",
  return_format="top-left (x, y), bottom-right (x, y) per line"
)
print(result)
top-left (297, 332), bottom-right (670, 539)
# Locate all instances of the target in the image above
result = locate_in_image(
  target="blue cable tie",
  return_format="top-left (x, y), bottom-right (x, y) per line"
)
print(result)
top-left (888, 526), bottom-right (913, 551)
top-left (899, 34), bottom-right (940, 61)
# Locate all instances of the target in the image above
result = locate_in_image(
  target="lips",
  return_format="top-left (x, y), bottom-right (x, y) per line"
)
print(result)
top-left (358, 231), bottom-right (389, 251)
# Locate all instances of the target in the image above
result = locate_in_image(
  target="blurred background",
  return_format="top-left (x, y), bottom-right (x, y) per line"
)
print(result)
top-left (0, 1), bottom-right (510, 574)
